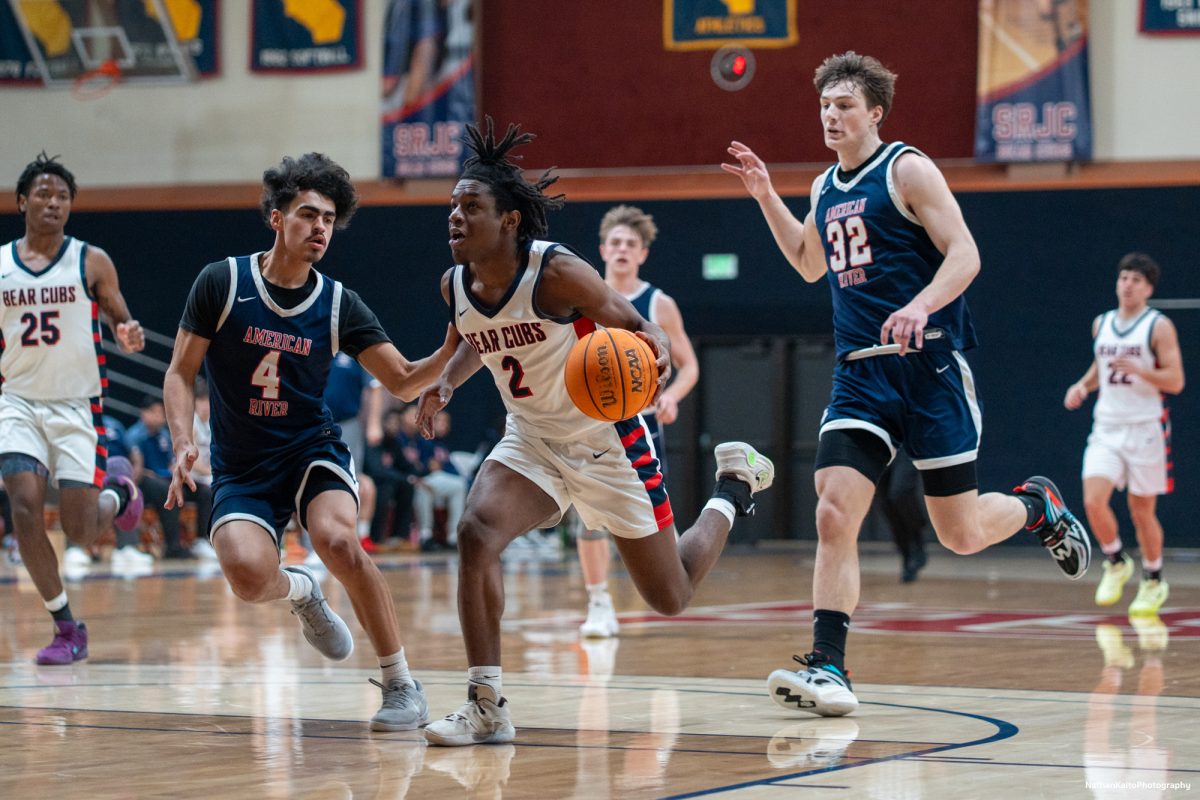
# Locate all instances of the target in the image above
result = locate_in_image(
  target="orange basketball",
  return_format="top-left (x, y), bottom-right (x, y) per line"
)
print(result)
top-left (564, 327), bottom-right (659, 422)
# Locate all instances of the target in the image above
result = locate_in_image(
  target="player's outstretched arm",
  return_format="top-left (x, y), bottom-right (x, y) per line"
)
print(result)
top-left (85, 246), bottom-right (145, 353)
top-left (722, 141), bottom-right (825, 282)
top-left (358, 322), bottom-right (461, 403)
top-left (163, 329), bottom-right (209, 508)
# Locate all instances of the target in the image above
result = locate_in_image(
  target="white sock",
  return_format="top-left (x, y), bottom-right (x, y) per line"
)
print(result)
top-left (1143, 557), bottom-right (1163, 573)
top-left (703, 497), bottom-right (736, 526)
top-left (586, 582), bottom-right (610, 603)
top-left (44, 591), bottom-right (69, 612)
top-left (356, 519), bottom-right (370, 537)
top-left (1100, 538), bottom-right (1124, 556)
top-left (379, 648), bottom-right (413, 687)
top-left (468, 665), bottom-right (502, 700)
top-left (284, 568), bottom-right (314, 602)
top-left (100, 487), bottom-right (121, 512)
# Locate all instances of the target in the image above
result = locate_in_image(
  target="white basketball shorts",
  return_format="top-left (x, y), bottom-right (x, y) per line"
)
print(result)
top-left (1082, 419), bottom-right (1169, 496)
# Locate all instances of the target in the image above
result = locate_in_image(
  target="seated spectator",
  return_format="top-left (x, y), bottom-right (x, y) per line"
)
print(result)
top-left (412, 410), bottom-right (467, 552)
top-left (126, 395), bottom-right (211, 559)
top-left (364, 407), bottom-right (419, 546)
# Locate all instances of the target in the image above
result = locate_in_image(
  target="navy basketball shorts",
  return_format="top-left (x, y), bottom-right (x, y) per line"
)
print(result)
top-left (209, 436), bottom-right (358, 546)
top-left (819, 350), bottom-right (983, 470)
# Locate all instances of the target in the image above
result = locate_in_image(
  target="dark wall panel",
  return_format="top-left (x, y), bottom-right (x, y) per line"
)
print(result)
top-left (479, 1), bottom-right (979, 168)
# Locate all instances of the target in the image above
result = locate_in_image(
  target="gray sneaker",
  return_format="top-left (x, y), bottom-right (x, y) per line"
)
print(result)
top-left (283, 565), bottom-right (354, 661)
top-left (369, 677), bottom-right (430, 731)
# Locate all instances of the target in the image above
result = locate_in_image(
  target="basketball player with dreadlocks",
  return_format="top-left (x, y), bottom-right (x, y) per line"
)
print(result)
top-left (415, 119), bottom-right (775, 746)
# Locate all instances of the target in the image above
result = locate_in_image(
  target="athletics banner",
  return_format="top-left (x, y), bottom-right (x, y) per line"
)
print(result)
top-left (250, 0), bottom-right (361, 73)
top-left (1140, 0), bottom-right (1200, 35)
top-left (381, 0), bottom-right (476, 179)
top-left (975, 0), bottom-right (1092, 162)
top-left (664, 0), bottom-right (796, 51)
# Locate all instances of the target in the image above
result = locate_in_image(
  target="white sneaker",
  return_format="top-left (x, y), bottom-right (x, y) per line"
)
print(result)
top-left (191, 538), bottom-right (219, 561)
top-left (768, 653), bottom-right (858, 717)
top-left (283, 565), bottom-right (354, 661)
top-left (767, 719), bottom-right (860, 770)
top-left (580, 596), bottom-right (619, 638)
top-left (111, 545), bottom-right (154, 574)
top-left (714, 442), bottom-right (775, 493)
top-left (64, 546), bottom-right (92, 569)
top-left (424, 685), bottom-right (516, 746)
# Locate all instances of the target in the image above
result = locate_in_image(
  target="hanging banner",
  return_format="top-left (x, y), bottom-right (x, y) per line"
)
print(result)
top-left (664, 0), bottom-right (796, 51)
top-left (975, 0), bottom-right (1092, 162)
top-left (381, 0), bottom-right (476, 179)
top-left (0, 0), bottom-right (218, 84)
top-left (250, 0), bottom-right (361, 73)
top-left (1140, 0), bottom-right (1200, 35)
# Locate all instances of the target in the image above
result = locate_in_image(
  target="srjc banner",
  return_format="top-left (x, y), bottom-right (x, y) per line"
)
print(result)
top-left (975, 0), bottom-right (1092, 162)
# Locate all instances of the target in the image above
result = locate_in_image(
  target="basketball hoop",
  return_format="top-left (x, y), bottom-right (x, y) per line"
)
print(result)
top-left (71, 59), bottom-right (122, 101)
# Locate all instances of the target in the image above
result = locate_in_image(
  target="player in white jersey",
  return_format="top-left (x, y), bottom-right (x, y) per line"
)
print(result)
top-left (1065, 254), bottom-right (1185, 615)
top-left (576, 205), bottom-right (700, 640)
top-left (416, 120), bottom-right (775, 747)
top-left (1, 153), bottom-right (145, 665)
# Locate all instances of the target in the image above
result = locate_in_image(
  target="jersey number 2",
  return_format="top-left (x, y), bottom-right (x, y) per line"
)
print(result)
top-left (251, 351), bottom-right (281, 399)
top-left (826, 216), bottom-right (873, 272)
top-left (502, 355), bottom-right (532, 398)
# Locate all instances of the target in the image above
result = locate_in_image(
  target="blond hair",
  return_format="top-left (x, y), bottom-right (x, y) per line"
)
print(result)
top-left (598, 204), bottom-right (658, 247)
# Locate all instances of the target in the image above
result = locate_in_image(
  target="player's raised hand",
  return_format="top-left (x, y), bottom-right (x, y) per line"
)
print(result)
top-left (166, 444), bottom-right (198, 509)
top-left (417, 380), bottom-right (453, 439)
top-left (721, 141), bottom-right (775, 202)
top-left (116, 320), bottom-right (145, 353)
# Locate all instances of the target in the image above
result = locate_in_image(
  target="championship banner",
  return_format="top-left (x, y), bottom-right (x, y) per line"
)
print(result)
top-left (1140, 0), bottom-right (1200, 35)
top-left (0, 0), bottom-right (219, 84)
top-left (381, 0), bottom-right (475, 179)
top-left (975, 0), bottom-right (1092, 162)
top-left (250, 0), bottom-right (361, 73)
top-left (664, 0), bottom-right (796, 51)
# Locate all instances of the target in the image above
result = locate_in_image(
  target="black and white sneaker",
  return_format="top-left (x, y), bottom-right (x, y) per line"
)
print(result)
top-left (1014, 475), bottom-right (1091, 580)
top-left (767, 652), bottom-right (858, 717)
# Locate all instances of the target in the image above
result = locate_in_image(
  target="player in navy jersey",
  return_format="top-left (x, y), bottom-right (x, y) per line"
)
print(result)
top-left (1, 153), bottom-right (145, 666)
top-left (576, 205), bottom-right (699, 640)
top-left (724, 51), bottom-right (1092, 717)
top-left (415, 120), bottom-right (774, 747)
top-left (161, 153), bottom-right (455, 731)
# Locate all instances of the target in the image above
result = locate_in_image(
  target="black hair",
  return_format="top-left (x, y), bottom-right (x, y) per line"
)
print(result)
top-left (460, 117), bottom-right (565, 242)
top-left (260, 152), bottom-right (358, 229)
top-left (16, 152), bottom-right (77, 205)
top-left (140, 394), bottom-right (164, 410)
top-left (1117, 252), bottom-right (1160, 287)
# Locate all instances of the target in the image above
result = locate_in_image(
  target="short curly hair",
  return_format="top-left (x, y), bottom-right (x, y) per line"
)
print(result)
top-left (598, 205), bottom-right (658, 248)
top-left (260, 152), bottom-right (358, 229)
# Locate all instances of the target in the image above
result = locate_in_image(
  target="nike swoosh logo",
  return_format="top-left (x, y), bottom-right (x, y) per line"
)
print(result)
top-left (592, 448), bottom-right (611, 459)
top-left (237, 295), bottom-right (256, 303)
top-left (936, 365), bottom-right (950, 374)
top-left (458, 308), bottom-right (468, 316)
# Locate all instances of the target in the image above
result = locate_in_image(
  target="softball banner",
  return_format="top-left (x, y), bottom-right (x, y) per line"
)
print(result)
top-left (250, 0), bottom-right (361, 73)
top-left (975, 0), bottom-right (1092, 162)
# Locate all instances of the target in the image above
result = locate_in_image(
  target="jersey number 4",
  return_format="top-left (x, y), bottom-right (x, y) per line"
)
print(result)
top-left (251, 351), bottom-right (281, 399)
top-left (826, 216), bottom-right (873, 272)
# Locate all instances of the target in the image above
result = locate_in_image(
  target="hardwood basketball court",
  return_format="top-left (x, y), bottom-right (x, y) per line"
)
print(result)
top-left (2, 545), bottom-right (1196, 798)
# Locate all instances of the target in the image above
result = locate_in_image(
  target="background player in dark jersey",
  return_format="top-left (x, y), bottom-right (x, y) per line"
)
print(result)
top-left (162, 153), bottom-right (455, 731)
top-left (723, 51), bottom-right (1092, 717)
top-left (577, 205), bottom-right (699, 639)
top-left (415, 120), bottom-right (774, 747)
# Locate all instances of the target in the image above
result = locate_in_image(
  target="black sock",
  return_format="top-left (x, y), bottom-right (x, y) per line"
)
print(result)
top-left (50, 603), bottom-right (74, 623)
top-left (712, 477), bottom-right (755, 517)
top-left (1016, 494), bottom-right (1045, 529)
top-left (812, 609), bottom-right (851, 672)
top-left (1107, 549), bottom-right (1125, 565)
top-left (1145, 569), bottom-right (1162, 581)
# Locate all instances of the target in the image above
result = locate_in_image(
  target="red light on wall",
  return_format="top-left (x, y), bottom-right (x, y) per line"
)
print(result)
top-left (710, 46), bottom-right (755, 92)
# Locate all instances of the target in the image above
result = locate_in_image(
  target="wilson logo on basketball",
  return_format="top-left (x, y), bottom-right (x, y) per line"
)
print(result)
top-left (565, 327), bottom-right (658, 422)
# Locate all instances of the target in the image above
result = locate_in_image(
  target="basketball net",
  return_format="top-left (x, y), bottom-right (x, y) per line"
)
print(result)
top-left (71, 59), bottom-right (122, 102)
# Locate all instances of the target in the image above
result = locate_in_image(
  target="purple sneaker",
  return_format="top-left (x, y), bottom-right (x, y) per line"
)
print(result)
top-left (105, 456), bottom-right (143, 533)
top-left (36, 620), bottom-right (88, 665)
